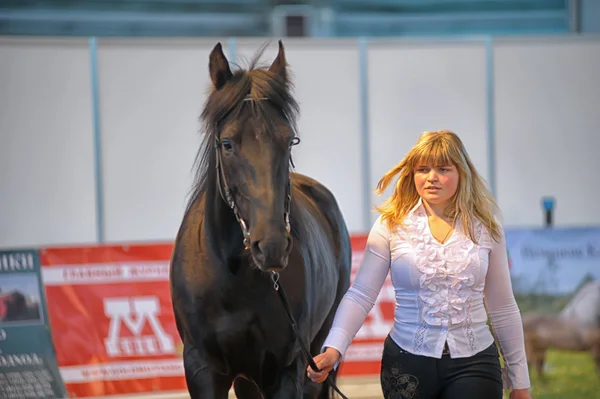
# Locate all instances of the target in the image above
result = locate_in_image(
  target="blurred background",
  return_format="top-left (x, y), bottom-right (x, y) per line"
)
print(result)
top-left (1, 1), bottom-right (599, 399)
top-left (0, 0), bottom-right (596, 37)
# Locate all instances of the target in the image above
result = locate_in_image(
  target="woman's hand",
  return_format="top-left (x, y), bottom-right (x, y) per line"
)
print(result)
top-left (306, 347), bottom-right (341, 383)
top-left (510, 388), bottom-right (532, 399)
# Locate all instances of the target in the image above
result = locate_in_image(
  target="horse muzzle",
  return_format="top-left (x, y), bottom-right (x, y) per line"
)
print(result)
top-left (250, 233), bottom-right (293, 272)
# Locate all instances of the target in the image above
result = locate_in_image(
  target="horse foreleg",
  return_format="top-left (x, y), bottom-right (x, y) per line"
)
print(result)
top-left (264, 359), bottom-right (305, 399)
top-left (302, 380), bottom-right (324, 399)
top-left (234, 376), bottom-right (264, 399)
top-left (183, 343), bottom-right (233, 399)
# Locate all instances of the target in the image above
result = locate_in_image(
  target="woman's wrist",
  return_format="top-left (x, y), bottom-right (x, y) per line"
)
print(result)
top-left (324, 347), bottom-right (342, 361)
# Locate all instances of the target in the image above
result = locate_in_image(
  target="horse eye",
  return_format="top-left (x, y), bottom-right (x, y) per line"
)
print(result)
top-left (221, 139), bottom-right (234, 152)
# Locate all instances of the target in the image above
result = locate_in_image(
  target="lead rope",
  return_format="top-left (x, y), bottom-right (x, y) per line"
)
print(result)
top-left (270, 272), bottom-right (349, 399)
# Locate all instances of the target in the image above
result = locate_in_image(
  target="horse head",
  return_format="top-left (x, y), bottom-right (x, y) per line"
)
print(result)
top-left (200, 40), bottom-right (300, 273)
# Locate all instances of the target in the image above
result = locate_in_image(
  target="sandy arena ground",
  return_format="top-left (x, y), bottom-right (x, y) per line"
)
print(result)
top-left (97, 376), bottom-right (384, 399)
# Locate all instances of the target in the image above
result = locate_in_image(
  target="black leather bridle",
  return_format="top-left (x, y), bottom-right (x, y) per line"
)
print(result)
top-left (214, 122), bottom-right (297, 250)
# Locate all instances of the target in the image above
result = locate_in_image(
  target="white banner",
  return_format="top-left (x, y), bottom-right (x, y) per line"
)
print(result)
top-left (505, 227), bottom-right (600, 295)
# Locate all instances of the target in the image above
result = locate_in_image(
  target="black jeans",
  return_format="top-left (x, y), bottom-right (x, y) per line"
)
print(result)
top-left (380, 335), bottom-right (503, 399)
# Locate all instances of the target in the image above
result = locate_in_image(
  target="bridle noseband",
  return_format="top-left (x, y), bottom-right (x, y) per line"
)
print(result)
top-left (214, 95), bottom-right (298, 251)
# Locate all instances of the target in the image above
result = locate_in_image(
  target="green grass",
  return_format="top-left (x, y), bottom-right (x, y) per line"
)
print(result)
top-left (505, 290), bottom-right (600, 398)
top-left (502, 350), bottom-right (600, 399)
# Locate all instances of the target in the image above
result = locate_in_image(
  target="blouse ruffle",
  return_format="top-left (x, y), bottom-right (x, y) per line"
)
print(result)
top-left (403, 206), bottom-right (484, 326)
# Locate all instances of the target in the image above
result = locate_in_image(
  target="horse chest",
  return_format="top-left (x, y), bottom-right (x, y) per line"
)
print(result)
top-left (213, 310), bottom-right (255, 337)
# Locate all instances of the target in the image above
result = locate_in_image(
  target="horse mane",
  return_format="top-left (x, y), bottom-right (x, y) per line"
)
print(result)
top-left (186, 43), bottom-right (300, 212)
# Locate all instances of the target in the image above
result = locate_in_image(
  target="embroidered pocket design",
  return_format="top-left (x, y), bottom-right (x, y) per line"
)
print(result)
top-left (381, 364), bottom-right (419, 399)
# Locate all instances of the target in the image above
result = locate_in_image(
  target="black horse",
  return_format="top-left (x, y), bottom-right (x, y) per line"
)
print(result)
top-left (169, 41), bottom-right (352, 399)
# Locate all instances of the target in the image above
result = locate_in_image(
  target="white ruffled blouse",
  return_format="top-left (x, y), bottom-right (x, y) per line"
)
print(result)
top-left (322, 199), bottom-right (531, 390)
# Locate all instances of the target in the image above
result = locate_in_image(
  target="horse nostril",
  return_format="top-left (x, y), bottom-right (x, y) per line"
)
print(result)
top-left (250, 235), bottom-right (291, 271)
top-left (252, 241), bottom-right (261, 254)
top-left (251, 241), bottom-right (265, 262)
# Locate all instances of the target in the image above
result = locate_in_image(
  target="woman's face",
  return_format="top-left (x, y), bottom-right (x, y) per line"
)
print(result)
top-left (413, 163), bottom-right (460, 207)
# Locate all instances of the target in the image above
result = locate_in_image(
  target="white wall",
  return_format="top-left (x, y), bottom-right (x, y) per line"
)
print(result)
top-left (96, 38), bottom-right (230, 243)
top-left (1, 35), bottom-right (599, 248)
top-left (494, 36), bottom-right (600, 227)
top-left (0, 38), bottom-right (98, 247)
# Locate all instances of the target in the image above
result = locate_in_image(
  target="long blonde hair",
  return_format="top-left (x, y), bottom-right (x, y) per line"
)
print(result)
top-left (375, 130), bottom-right (502, 243)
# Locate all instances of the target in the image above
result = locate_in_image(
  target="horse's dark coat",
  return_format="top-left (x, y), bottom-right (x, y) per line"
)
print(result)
top-left (169, 41), bottom-right (351, 399)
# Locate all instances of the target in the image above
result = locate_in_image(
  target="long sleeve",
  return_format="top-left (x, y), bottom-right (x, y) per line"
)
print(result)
top-left (321, 216), bottom-right (391, 358)
top-left (484, 227), bottom-right (531, 390)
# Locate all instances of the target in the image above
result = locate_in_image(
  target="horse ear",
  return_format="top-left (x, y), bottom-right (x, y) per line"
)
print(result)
top-left (209, 42), bottom-right (233, 90)
top-left (268, 40), bottom-right (287, 82)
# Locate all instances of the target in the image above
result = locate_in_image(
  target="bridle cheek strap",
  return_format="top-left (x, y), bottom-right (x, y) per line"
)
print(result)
top-left (214, 95), bottom-right (296, 249)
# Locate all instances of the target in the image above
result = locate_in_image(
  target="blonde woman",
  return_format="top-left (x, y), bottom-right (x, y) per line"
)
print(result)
top-left (307, 131), bottom-right (531, 399)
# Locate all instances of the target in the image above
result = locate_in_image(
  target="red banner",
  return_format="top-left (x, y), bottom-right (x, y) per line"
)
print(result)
top-left (40, 235), bottom-right (393, 397)
top-left (40, 244), bottom-right (186, 398)
top-left (341, 235), bottom-right (394, 377)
